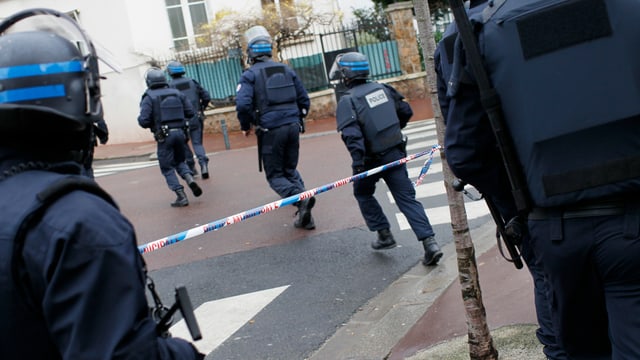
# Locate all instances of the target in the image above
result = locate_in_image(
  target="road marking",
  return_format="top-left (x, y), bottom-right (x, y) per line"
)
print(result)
top-left (407, 161), bottom-right (442, 178)
top-left (169, 285), bottom-right (290, 355)
top-left (396, 199), bottom-right (490, 229)
top-left (93, 161), bottom-right (158, 178)
top-left (402, 122), bottom-right (435, 135)
top-left (392, 122), bottom-right (491, 229)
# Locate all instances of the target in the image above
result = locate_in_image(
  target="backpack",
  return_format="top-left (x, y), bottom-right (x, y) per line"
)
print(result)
top-left (253, 63), bottom-right (298, 122)
top-left (479, 0), bottom-right (640, 207)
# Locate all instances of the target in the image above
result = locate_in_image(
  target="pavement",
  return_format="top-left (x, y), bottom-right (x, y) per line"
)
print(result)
top-left (94, 109), bottom-right (545, 359)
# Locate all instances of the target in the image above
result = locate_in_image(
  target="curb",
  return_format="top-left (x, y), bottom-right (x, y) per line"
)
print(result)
top-left (308, 220), bottom-right (498, 360)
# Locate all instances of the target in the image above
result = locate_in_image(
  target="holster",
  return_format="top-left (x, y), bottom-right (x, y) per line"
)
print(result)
top-left (153, 127), bottom-right (168, 143)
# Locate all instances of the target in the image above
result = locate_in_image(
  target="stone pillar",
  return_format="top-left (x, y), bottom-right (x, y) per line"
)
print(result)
top-left (386, 2), bottom-right (421, 75)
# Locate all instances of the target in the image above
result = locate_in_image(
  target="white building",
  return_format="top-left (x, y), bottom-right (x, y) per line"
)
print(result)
top-left (0, 0), bottom-right (372, 144)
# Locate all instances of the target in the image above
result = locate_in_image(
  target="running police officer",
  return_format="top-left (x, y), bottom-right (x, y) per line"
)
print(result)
top-left (0, 8), bottom-right (203, 359)
top-left (167, 60), bottom-right (212, 179)
top-left (434, 1), bottom-right (564, 358)
top-left (331, 52), bottom-right (443, 266)
top-left (235, 25), bottom-right (316, 230)
top-left (444, 0), bottom-right (640, 358)
top-left (138, 68), bottom-right (203, 207)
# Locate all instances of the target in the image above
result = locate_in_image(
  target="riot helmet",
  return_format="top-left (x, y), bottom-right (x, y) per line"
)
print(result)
top-left (244, 25), bottom-right (273, 60)
top-left (0, 8), bottom-right (110, 151)
top-left (329, 52), bottom-right (370, 82)
top-left (166, 60), bottom-right (186, 77)
top-left (145, 67), bottom-right (168, 89)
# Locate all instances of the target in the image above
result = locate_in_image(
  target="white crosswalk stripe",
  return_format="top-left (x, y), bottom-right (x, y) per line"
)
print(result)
top-left (93, 160), bottom-right (158, 178)
top-left (393, 120), bottom-right (490, 229)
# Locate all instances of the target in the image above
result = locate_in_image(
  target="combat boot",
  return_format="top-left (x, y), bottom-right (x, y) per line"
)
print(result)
top-left (421, 236), bottom-right (443, 266)
top-left (184, 173), bottom-right (202, 197)
top-left (372, 228), bottom-right (396, 250)
top-left (201, 162), bottom-right (209, 179)
top-left (171, 188), bottom-right (189, 207)
top-left (294, 196), bottom-right (316, 229)
top-left (188, 162), bottom-right (198, 176)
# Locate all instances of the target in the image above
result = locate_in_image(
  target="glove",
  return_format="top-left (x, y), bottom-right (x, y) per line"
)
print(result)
top-left (352, 165), bottom-right (365, 176)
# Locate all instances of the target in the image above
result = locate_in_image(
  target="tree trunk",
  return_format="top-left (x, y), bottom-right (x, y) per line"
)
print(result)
top-left (412, 1), bottom-right (498, 359)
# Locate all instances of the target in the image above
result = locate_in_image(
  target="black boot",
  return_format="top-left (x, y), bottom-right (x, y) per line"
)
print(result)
top-left (171, 188), bottom-right (189, 207)
top-left (201, 162), bottom-right (209, 179)
top-left (184, 173), bottom-right (202, 197)
top-left (188, 162), bottom-right (198, 176)
top-left (421, 236), bottom-right (443, 266)
top-left (294, 196), bottom-right (316, 229)
top-left (372, 228), bottom-right (396, 250)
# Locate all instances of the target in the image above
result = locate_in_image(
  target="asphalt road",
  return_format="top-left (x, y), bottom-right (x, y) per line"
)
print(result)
top-left (93, 120), bottom-right (493, 359)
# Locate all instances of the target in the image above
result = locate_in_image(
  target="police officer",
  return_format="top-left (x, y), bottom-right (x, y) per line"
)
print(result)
top-left (0, 8), bottom-right (203, 359)
top-left (434, 1), bottom-right (565, 359)
top-left (236, 25), bottom-right (316, 230)
top-left (443, 0), bottom-right (640, 358)
top-left (331, 52), bottom-right (443, 266)
top-left (167, 60), bottom-right (212, 179)
top-left (138, 68), bottom-right (203, 207)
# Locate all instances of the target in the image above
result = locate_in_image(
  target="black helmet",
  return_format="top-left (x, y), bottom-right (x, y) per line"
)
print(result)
top-left (0, 8), bottom-right (106, 151)
top-left (145, 68), bottom-right (167, 89)
top-left (329, 52), bottom-right (370, 81)
top-left (244, 26), bottom-right (272, 59)
top-left (166, 60), bottom-right (186, 77)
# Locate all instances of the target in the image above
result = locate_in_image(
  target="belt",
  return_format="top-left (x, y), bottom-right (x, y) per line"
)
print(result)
top-left (528, 200), bottom-right (627, 220)
top-left (168, 128), bottom-right (184, 132)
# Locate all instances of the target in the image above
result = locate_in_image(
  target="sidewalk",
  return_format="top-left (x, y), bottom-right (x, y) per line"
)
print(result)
top-left (309, 220), bottom-right (543, 360)
top-left (93, 109), bottom-right (544, 359)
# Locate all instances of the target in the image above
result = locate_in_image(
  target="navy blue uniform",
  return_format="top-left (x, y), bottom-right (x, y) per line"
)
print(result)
top-left (0, 154), bottom-right (202, 359)
top-left (169, 76), bottom-right (211, 172)
top-left (442, 1), bottom-right (640, 358)
top-left (336, 80), bottom-right (435, 241)
top-left (434, 3), bottom-right (564, 359)
top-left (138, 87), bottom-right (195, 192)
top-left (236, 58), bottom-right (311, 199)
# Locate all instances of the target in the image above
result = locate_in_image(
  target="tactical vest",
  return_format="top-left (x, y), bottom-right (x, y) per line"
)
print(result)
top-left (170, 77), bottom-right (199, 115)
top-left (347, 82), bottom-right (404, 155)
top-left (479, 0), bottom-right (640, 207)
top-left (145, 87), bottom-right (186, 127)
top-left (253, 63), bottom-right (298, 122)
top-left (0, 171), bottom-right (116, 358)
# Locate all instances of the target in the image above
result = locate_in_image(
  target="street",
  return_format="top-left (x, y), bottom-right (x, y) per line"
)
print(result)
top-left (94, 120), bottom-right (493, 359)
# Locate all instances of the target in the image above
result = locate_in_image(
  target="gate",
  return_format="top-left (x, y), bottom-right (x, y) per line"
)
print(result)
top-left (153, 22), bottom-right (402, 105)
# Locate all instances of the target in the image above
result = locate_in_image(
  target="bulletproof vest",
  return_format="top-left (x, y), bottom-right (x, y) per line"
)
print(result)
top-left (480, 0), bottom-right (640, 207)
top-left (252, 62), bottom-right (298, 121)
top-left (145, 87), bottom-right (186, 126)
top-left (170, 77), bottom-right (199, 115)
top-left (347, 82), bottom-right (404, 155)
top-left (0, 171), bottom-right (116, 359)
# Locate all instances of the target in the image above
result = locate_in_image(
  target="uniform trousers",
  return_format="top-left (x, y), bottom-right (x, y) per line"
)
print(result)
top-left (157, 129), bottom-right (191, 191)
top-left (529, 203), bottom-right (640, 359)
top-left (184, 115), bottom-right (209, 168)
top-left (354, 147), bottom-right (434, 240)
top-left (261, 122), bottom-right (305, 198)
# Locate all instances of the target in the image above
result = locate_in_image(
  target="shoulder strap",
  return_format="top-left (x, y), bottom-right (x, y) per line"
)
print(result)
top-left (12, 175), bottom-right (118, 311)
top-left (16, 175), bottom-right (117, 248)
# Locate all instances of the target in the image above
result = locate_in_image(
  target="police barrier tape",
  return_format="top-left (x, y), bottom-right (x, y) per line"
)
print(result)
top-left (138, 144), bottom-right (442, 254)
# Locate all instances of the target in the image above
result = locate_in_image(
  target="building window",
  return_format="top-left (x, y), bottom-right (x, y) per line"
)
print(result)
top-left (166, 0), bottom-right (209, 51)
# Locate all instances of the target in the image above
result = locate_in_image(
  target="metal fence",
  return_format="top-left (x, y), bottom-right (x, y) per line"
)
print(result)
top-left (155, 22), bottom-right (401, 105)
